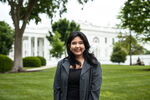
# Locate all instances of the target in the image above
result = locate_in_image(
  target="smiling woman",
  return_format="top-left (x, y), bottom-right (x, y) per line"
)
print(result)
top-left (53, 31), bottom-right (102, 100)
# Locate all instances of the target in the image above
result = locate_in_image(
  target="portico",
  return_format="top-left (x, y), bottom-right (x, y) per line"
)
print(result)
top-left (22, 27), bottom-right (50, 60)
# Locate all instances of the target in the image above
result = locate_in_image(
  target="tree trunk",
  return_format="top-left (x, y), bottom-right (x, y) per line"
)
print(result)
top-left (11, 30), bottom-right (24, 72)
top-left (8, 0), bottom-right (36, 72)
top-left (129, 30), bottom-right (132, 66)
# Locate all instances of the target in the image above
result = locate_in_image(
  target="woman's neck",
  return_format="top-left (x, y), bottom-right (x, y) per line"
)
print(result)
top-left (75, 55), bottom-right (84, 64)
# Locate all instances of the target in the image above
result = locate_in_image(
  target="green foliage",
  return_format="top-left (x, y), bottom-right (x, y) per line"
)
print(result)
top-left (0, 0), bottom-right (93, 24)
top-left (0, 21), bottom-right (14, 55)
top-left (23, 56), bottom-right (41, 67)
top-left (144, 48), bottom-right (150, 54)
top-left (131, 43), bottom-right (144, 54)
top-left (111, 43), bottom-right (127, 64)
top-left (118, 0), bottom-right (150, 41)
top-left (46, 18), bottom-right (80, 58)
top-left (0, 54), bottom-right (13, 73)
top-left (117, 33), bottom-right (144, 55)
top-left (37, 56), bottom-right (46, 66)
top-left (49, 32), bottom-right (65, 58)
top-left (47, 19), bottom-right (80, 58)
top-left (0, 0), bottom-right (93, 71)
top-left (50, 18), bottom-right (80, 43)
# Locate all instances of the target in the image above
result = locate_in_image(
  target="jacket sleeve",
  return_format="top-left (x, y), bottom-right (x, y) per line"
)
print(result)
top-left (89, 63), bottom-right (102, 100)
top-left (53, 61), bottom-right (62, 100)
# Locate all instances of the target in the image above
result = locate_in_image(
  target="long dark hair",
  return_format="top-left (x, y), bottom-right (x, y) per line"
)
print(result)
top-left (66, 31), bottom-right (98, 68)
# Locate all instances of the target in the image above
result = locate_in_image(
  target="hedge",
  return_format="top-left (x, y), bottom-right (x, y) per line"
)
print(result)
top-left (37, 56), bottom-right (46, 66)
top-left (0, 54), bottom-right (13, 73)
top-left (23, 56), bottom-right (41, 67)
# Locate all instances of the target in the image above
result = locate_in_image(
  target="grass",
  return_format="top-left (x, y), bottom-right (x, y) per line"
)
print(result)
top-left (0, 65), bottom-right (150, 100)
top-left (101, 65), bottom-right (150, 100)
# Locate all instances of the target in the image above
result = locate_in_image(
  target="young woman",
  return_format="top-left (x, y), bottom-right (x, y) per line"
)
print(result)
top-left (53, 31), bottom-right (102, 100)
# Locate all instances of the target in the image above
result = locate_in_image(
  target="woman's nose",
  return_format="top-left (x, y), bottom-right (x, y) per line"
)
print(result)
top-left (76, 43), bottom-right (80, 47)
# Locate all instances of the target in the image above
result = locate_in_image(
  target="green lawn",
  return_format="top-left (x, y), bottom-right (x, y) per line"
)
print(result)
top-left (0, 65), bottom-right (150, 100)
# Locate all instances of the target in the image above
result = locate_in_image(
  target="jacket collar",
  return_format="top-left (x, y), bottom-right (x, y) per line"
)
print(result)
top-left (62, 58), bottom-right (92, 76)
top-left (62, 58), bottom-right (70, 74)
top-left (81, 60), bottom-right (91, 76)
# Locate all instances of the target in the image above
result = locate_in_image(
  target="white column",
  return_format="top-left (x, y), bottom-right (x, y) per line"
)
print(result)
top-left (28, 36), bottom-right (31, 56)
top-left (34, 37), bottom-right (37, 56)
top-left (39, 38), bottom-right (44, 56)
top-left (44, 38), bottom-right (48, 60)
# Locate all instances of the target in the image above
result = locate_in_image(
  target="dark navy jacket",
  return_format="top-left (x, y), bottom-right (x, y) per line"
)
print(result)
top-left (53, 58), bottom-right (102, 100)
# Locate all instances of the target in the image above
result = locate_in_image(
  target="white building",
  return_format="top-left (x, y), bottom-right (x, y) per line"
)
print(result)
top-left (9, 22), bottom-right (150, 66)
top-left (80, 22), bottom-right (118, 64)
top-left (9, 22), bottom-right (118, 66)
top-left (22, 27), bottom-right (50, 59)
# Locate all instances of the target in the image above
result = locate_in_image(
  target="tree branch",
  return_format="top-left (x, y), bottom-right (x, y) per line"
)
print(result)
top-left (7, 0), bottom-right (19, 30)
top-left (21, 0), bottom-right (38, 34)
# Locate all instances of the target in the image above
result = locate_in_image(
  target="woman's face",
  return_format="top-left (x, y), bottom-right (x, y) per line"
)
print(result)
top-left (70, 36), bottom-right (85, 57)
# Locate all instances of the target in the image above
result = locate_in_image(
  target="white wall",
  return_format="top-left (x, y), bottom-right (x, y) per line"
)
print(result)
top-left (124, 55), bottom-right (150, 65)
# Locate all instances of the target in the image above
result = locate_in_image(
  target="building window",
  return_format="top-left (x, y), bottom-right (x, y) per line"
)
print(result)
top-left (112, 38), bottom-right (115, 44)
top-left (105, 37), bottom-right (107, 44)
top-left (93, 37), bottom-right (99, 43)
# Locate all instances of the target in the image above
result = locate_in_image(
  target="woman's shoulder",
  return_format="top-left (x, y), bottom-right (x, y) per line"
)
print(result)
top-left (90, 59), bottom-right (101, 67)
top-left (89, 60), bottom-right (101, 72)
top-left (97, 61), bottom-right (101, 66)
top-left (58, 57), bottom-right (69, 65)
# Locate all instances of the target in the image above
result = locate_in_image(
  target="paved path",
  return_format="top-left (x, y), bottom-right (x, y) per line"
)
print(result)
top-left (26, 64), bottom-right (56, 72)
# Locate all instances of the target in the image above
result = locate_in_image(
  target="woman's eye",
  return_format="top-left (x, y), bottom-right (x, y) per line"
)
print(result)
top-left (71, 42), bottom-right (76, 45)
top-left (79, 41), bottom-right (83, 44)
top-left (71, 41), bottom-right (83, 45)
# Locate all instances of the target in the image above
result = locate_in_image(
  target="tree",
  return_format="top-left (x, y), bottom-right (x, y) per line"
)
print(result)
top-left (51, 18), bottom-right (80, 43)
top-left (49, 32), bottom-right (64, 58)
top-left (144, 48), bottom-right (150, 54)
top-left (117, 33), bottom-right (144, 55)
top-left (0, 21), bottom-right (14, 55)
top-left (111, 43), bottom-right (127, 64)
top-left (47, 18), bottom-right (80, 57)
top-left (0, 0), bottom-right (93, 72)
top-left (118, 0), bottom-right (150, 41)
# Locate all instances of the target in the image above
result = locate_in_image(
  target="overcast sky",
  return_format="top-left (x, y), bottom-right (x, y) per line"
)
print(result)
top-left (0, 0), bottom-right (127, 27)
top-left (63, 0), bottom-right (126, 26)
top-left (0, 0), bottom-right (150, 49)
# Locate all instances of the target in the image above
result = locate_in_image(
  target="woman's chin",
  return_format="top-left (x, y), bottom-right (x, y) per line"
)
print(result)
top-left (74, 53), bottom-right (83, 57)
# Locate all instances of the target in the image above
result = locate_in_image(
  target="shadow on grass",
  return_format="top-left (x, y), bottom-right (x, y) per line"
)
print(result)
top-left (141, 69), bottom-right (150, 71)
top-left (0, 69), bottom-right (43, 74)
top-left (131, 68), bottom-right (150, 72)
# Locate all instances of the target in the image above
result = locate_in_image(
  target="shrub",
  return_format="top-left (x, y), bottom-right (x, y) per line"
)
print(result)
top-left (0, 21), bottom-right (14, 55)
top-left (0, 54), bottom-right (13, 73)
top-left (111, 44), bottom-right (127, 64)
top-left (37, 56), bottom-right (46, 66)
top-left (23, 57), bottom-right (41, 67)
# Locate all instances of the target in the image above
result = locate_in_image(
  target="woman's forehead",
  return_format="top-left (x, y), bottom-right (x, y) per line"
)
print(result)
top-left (72, 36), bottom-right (83, 41)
